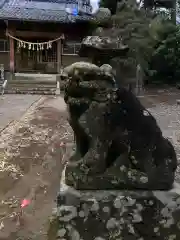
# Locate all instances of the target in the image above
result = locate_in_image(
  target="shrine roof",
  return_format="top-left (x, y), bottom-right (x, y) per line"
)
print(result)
top-left (0, 0), bottom-right (93, 23)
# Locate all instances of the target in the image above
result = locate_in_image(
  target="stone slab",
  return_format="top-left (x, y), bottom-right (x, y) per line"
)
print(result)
top-left (57, 182), bottom-right (180, 240)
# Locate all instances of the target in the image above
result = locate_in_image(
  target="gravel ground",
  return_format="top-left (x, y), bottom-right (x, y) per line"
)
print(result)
top-left (147, 103), bottom-right (180, 182)
top-left (139, 91), bottom-right (180, 182)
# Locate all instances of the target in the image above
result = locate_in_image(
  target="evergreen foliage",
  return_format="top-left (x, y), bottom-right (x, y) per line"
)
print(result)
top-left (99, 0), bottom-right (118, 14)
top-left (96, 0), bottom-right (179, 84)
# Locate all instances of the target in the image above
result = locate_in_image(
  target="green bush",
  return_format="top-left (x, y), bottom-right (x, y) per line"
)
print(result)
top-left (96, 0), bottom-right (179, 85)
top-left (149, 21), bottom-right (180, 84)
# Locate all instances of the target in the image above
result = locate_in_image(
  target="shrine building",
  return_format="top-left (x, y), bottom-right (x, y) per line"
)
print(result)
top-left (0, 0), bottom-right (93, 74)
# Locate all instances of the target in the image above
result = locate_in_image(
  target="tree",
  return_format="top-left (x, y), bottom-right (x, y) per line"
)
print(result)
top-left (99, 0), bottom-right (118, 14)
top-left (149, 21), bottom-right (180, 83)
top-left (96, 0), bottom-right (179, 85)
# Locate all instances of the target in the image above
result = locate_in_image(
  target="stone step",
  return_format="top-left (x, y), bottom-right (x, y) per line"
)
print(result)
top-left (4, 89), bottom-right (56, 95)
top-left (14, 73), bottom-right (57, 82)
top-left (5, 72), bottom-right (61, 95)
top-left (5, 77), bottom-right (57, 95)
top-left (7, 84), bottom-right (57, 89)
top-left (6, 87), bottom-right (56, 91)
top-left (15, 73), bottom-right (57, 78)
top-left (10, 79), bottom-right (57, 85)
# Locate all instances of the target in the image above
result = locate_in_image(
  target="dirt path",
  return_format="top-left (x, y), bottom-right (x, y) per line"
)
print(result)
top-left (0, 96), bottom-right (72, 240)
top-left (0, 95), bottom-right (40, 132)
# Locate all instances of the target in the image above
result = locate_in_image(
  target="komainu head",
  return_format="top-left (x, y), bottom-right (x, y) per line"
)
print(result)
top-left (62, 62), bottom-right (101, 82)
top-left (63, 61), bottom-right (116, 100)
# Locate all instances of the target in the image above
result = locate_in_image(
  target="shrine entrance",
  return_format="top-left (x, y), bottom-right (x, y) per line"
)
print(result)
top-left (7, 32), bottom-right (64, 74)
top-left (15, 41), bottom-right (58, 73)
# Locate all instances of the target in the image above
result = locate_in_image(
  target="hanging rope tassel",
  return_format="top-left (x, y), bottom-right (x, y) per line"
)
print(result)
top-left (6, 32), bottom-right (65, 51)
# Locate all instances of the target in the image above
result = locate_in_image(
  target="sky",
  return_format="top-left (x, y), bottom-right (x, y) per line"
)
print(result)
top-left (90, 0), bottom-right (99, 12)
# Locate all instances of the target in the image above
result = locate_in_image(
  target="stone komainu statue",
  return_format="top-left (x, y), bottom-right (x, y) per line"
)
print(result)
top-left (63, 61), bottom-right (177, 190)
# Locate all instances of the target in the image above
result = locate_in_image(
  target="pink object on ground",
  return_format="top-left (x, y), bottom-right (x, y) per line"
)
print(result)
top-left (20, 199), bottom-right (31, 208)
top-left (60, 142), bottom-right (65, 147)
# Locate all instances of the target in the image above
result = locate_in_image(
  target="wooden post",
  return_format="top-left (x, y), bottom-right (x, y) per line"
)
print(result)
top-left (56, 39), bottom-right (62, 95)
top-left (57, 39), bottom-right (62, 73)
top-left (135, 64), bottom-right (144, 96)
top-left (61, 39), bottom-right (63, 68)
top-left (9, 32), bottom-right (15, 73)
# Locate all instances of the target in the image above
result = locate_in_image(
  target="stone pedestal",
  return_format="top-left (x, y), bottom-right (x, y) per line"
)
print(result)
top-left (57, 181), bottom-right (180, 240)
